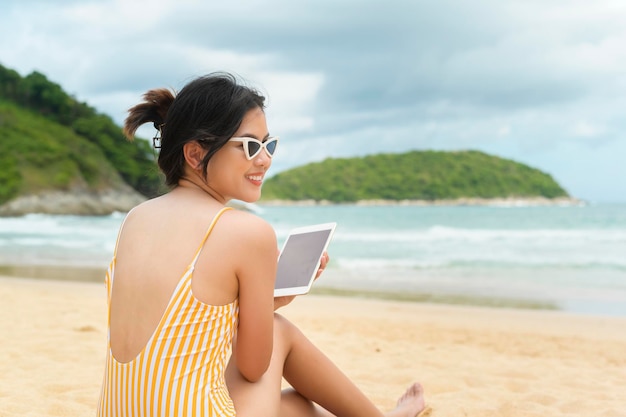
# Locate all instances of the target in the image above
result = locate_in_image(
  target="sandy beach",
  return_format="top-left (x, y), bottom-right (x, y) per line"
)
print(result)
top-left (1, 274), bottom-right (625, 417)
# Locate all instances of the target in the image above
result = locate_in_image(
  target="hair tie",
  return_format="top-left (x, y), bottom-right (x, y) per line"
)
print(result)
top-left (153, 123), bottom-right (164, 149)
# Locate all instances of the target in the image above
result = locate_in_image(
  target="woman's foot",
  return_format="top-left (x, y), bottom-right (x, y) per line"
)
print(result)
top-left (385, 382), bottom-right (428, 417)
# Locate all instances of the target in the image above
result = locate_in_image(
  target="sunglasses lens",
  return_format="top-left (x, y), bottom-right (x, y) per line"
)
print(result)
top-left (265, 139), bottom-right (278, 156)
top-left (247, 141), bottom-right (262, 158)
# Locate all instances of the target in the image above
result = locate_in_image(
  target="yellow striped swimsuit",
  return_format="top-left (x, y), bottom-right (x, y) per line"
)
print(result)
top-left (98, 207), bottom-right (238, 416)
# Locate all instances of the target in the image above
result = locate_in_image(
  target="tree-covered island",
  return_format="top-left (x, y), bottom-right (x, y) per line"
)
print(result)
top-left (260, 151), bottom-right (571, 204)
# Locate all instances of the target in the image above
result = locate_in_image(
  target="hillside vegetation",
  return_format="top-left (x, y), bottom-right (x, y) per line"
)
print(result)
top-left (0, 100), bottom-right (126, 203)
top-left (261, 151), bottom-right (569, 202)
top-left (0, 64), bottom-right (163, 205)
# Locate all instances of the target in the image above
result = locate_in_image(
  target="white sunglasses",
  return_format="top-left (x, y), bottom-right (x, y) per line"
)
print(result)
top-left (229, 136), bottom-right (279, 160)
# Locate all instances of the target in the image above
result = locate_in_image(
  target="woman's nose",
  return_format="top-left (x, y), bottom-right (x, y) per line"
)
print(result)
top-left (253, 150), bottom-right (271, 167)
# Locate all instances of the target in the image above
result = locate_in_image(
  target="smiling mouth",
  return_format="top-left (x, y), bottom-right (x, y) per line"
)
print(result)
top-left (246, 175), bottom-right (264, 182)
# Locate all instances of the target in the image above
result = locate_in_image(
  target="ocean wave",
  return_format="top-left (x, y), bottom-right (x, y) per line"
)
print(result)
top-left (333, 257), bottom-right (626, 271)
top-left (0, 214), bottom-right (121, 237)
top-left (333, 226), bottom-right (626, 244)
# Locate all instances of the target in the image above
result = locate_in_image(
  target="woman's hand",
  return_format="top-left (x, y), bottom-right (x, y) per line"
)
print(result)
top-left (273, 294), bottom-right (296, 310)
top-left (315, 251), bottom-right (330, 281)
top-left (273, 251), bottom-right (330, 311)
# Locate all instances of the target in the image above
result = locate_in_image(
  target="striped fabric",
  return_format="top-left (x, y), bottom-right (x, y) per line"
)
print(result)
top-left (98, 207), bottom-right (239, 416)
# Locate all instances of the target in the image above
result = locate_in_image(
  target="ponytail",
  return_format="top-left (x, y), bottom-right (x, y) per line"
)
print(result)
top-left (123, 88), bottom-right (175, 140)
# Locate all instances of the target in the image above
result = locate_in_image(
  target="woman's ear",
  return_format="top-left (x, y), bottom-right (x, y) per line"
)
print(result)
top-left (182, 141), bottom-right (207, 170)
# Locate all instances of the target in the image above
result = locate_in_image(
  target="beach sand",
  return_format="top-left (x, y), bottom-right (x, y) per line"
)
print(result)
top-left (1, 274), bottom-right (625, 417)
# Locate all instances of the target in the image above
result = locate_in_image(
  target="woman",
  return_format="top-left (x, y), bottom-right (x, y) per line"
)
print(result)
top-left (97, 72), bottom-right (426, 417)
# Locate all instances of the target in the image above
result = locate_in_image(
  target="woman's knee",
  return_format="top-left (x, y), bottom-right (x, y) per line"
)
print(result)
top-left (273, 313), bottom-right (291, 338)
top-left (273, 313), bottom-right (303, 346)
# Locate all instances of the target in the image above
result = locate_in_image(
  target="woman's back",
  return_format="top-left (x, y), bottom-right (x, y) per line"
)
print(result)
top-left (108, 190), bottom-right (241, 362)
top-left (97, 189), bottom-right (267, 416)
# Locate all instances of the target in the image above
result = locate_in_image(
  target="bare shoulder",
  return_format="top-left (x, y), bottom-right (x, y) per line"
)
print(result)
top-left (117, 198), bottom-right (277, 254)
top-left (117, 197), bottom-right (163, 228)
top-left (219, 209), bottom-right (277, 249)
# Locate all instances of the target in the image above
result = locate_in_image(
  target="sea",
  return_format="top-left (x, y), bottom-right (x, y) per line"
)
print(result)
top-left (1, 202), bottom-right (625, 317)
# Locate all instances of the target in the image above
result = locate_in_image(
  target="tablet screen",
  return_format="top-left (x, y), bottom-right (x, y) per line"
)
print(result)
top-left (274, 223), bottom-right (336, 296)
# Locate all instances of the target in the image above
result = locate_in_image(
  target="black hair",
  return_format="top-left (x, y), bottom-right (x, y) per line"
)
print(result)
top-left (124, 72), bottom-right (266, 187)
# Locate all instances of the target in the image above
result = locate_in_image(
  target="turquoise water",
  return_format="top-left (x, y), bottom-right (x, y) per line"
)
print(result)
top-left (261, 203), bottom-right (626, 316)
top-left (1, 203), bottom-right (625, 316)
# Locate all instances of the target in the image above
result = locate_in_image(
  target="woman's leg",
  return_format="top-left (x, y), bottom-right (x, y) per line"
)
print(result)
top-left (279, 388), bottom-right (335, 417)
top-left (226, 313), bottom-right (426, 417)
top-left (226, 313), bottom-right (332, 417)
top-left (279, 314), bottom-right (425, 417)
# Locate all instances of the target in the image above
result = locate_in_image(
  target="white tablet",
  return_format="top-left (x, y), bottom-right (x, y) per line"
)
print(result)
top-left (274, 222), bottom-right (337, 297)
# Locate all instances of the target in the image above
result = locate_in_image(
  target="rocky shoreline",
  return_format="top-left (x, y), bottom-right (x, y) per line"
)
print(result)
top-left (0, 192), bottom-right (584, 216)
top-left (0, 188), bottom-right (147, 216)
top-left (258, 196), bottom-right (585, 207)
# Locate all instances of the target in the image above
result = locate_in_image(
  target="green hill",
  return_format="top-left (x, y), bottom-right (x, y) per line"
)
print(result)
top-left (0, 100), bottom-right (125, 201)
top-left (260, 150), bottom-right (569, 203)
top-left (0, 64), bottom-right (163, 206)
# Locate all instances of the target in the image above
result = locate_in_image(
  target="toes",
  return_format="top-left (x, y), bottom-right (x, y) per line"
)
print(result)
top-left (397, 382), bottom-right (424, 406)
top-left (407, 382), bottom-right (424, 397)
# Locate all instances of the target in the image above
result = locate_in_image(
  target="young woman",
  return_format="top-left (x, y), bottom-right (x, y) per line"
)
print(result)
top-left (97, 73), bottom-right (426, 417)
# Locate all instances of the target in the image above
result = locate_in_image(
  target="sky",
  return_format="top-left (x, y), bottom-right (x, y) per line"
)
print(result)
top-left (1, 0), bottom-right (625, 203)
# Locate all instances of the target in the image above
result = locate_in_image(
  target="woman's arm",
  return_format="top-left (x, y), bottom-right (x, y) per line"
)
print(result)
top-left (232, 215), bottom-right (278, 382)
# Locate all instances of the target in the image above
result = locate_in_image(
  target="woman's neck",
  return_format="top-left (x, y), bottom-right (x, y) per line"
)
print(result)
top-left (177, 177), bottom-right (227, 205)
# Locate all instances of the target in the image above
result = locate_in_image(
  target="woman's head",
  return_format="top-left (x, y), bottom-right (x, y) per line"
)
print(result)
top-left (124, 73), bottom-right (267, 187)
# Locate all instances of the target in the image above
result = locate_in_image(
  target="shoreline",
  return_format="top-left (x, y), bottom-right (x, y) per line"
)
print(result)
top-left (309, 286), bottom-right (560, 311)
top-left (0, 264), bottom-right (107, 283)
top-left (0, 263), bottom-right (566, 314)
top-left (0, 188), bottom-right (147, 217)
top-left (4, 254), bottom-right (624, 318)
top-left (0, 195), bottom-right (586, 217)
top-left (257, 196), bottom-right (584, 207)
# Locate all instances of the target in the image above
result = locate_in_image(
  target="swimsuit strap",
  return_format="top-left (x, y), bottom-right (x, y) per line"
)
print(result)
top-left (112, 208), bottom-right (135, 257)
top-left (189, 207), bottom-right (233, 269)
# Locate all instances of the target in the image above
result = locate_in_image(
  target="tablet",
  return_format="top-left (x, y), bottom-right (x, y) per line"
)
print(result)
top-left (274, 222), bottom-right (337, 297)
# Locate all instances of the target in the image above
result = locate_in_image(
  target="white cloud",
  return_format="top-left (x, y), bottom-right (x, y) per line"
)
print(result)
top-left (257, 71), bottom-right (325, 135)
top-left (571, 121), bottom-right (606, 138)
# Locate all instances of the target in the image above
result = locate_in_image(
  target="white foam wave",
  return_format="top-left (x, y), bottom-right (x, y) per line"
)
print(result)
top-left (334, 255), bottom-right (626, 270)
top-left (334, 226), bottom-right (626, 244)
